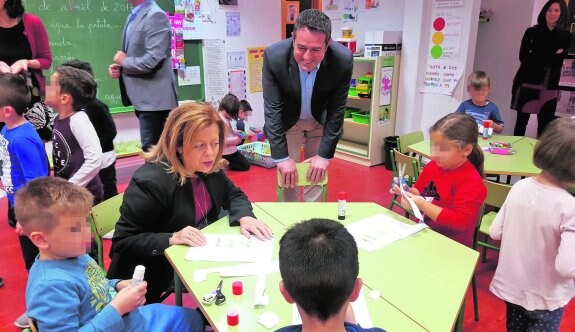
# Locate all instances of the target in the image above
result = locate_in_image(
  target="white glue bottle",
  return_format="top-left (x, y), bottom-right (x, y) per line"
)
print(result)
top-left (131, 265), bottom-right (146, 287)
top-left (338, 191), bottom-right (347, 220)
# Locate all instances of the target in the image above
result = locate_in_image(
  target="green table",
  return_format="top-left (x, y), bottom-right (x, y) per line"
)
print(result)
top-left (257, 202), bottom-right (478, 332)
top-left (407, 136), bottom-right (540, 177)
top-left (165, 204), bottom-right (426, 332)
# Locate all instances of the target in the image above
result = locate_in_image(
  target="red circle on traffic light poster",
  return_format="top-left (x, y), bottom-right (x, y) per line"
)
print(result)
top-left (433, 17), bottom-right (446, 31)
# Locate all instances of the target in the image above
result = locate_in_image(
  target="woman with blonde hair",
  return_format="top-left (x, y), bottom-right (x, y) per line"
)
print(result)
top-left (108, 103), bottom-right (273, 303)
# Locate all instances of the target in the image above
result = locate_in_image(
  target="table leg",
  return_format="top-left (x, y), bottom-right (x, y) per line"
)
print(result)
top-left (174, 273), bottom-right (183, 306)
top-left (454, 300), bottom-right (465, 332)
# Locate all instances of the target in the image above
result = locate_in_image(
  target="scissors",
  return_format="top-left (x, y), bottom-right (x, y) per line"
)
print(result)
top-left (202, 280), bottom-right (226, 306)
top-left (396, 162), bottom-right (410, 193)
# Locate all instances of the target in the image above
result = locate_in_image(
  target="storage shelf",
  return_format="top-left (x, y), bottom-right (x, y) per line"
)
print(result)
top-left (347, 95), bottom-right (372, 100)
top-left (344, 118), bottom-right (369, 127)
top-left (336, 140), bottom-right (369, 157)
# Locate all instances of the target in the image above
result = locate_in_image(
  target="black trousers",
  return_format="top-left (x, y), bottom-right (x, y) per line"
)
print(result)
top-left (513, 99), bottom-right (557, 137)
top-left (99, 161), bottom-right (118, 201)
top-left (223, 150), bottom-right (251, 171)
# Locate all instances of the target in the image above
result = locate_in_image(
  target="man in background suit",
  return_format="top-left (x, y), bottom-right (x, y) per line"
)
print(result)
top-left (108, 0), bottom-right (177, 152)
top-left (263, 9), bottom-right (353, 202)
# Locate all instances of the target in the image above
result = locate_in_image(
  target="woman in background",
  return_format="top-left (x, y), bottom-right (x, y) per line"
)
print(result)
top-left (511, 0), bottom-right (570, 137)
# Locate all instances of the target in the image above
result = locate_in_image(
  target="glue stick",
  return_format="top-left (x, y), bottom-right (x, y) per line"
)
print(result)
top-left (338, 191), bottom-right (347, 220)
top-left (132, 265), bottom-right (145, 287)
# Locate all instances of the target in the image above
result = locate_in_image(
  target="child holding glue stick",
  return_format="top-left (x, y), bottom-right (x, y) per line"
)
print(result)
top-left (390, 113), bottom-right (486, 247)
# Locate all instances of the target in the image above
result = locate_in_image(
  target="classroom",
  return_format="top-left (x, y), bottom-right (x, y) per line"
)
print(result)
top-left (0, 0), bottom-right (574, 331)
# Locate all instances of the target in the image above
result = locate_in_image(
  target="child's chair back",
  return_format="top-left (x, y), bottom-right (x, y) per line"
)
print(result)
top-left (90, 193), bottom-right (124, 270)
top-left (397, 130), bottom-right (424, 155)
top-left (276, 163), bottom-right (328, 201)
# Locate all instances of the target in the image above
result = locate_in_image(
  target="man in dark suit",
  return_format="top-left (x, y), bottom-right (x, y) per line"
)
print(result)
top-left (263, 9), bottom-right (353, 202)
top-left (108, 0), bottom-right (178, 152)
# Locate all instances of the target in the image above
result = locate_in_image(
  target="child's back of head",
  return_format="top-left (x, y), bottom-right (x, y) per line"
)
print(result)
top-left (53, 66), bottom-right (97, 110)
top-left (533, 117), bottom-right (575, 186)
top-left (0, 73), bottom-right (31, 116)
top-left (279, 218), bottom-right (359, 322)
top-left (430, 113), bottom-right (485, 176)
top-left (218, 93), bottom-right (240, 119)
top-left (239, 99), bottom-right (252, 113)
top-left (61, 59), bottom-right (94, 77)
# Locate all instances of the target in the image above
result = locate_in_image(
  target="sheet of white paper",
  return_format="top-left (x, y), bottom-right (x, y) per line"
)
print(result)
top-left (192, 261), bottom-right (280, 282)
top-left (185, 234), bottom-right (274, 262)
top-left (402, 191), bottom-right (424, 221)
top-left (346, 214), bottom-right (428, 251)
top-left (254, 272), bottom-right (268, 306)
top-left (351, 290), bottom-right (374, 328)
top-left (258, 311), bottom-right (280, 329)
top-left (292, 291), bottom-right (374, 327)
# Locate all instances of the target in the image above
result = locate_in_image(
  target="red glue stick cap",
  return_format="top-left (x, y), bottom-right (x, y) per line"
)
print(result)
top-left (232, 281), bottom-right (243, 295)
top-left (339, 191), bottom-right (347, 200)
top-left (227, 310), bottom-right (239, 326)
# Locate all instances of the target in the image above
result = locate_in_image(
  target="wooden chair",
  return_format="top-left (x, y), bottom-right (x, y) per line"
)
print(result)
top-left (388, 149), bottom-right (420, 217)
top-left (89, 194), bottom-right (124, 271)
top-left (397, 130), bottom-right (424, 155)
top-left (277, 163), bottom-right (328, 202)
top-left (473, 180), bottom-right (512, 263)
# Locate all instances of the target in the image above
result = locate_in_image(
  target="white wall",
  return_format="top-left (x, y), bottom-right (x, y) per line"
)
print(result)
top-left (115, 0), bottom-right (281, 143)
top-left (329, 0), bottom-right (405, 51)
top-left (473, 0), bottom-right (535, 136)
top-left (395, 0), bottom-right (481, 137)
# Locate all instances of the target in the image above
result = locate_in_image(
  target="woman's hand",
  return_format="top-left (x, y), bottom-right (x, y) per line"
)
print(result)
top-left (238, 217), bottom-right (273, 240)
top-left (10, 60), bottom-right (29, 74)
top-left (169, 226), bottom-right (207, 247)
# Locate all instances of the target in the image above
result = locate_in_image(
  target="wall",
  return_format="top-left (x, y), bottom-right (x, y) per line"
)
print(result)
top-left (473, 0), bottom-right (536, 136)
top-left (328, 0), bottom-right (405, 51)
top-left (114, 0), bottom-right (281, 143)
top-left (395, 0), bottom-right (481, 137)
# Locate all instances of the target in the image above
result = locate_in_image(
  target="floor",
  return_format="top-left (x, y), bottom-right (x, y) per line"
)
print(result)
top-left (0, 156), bottom-right (573, 331)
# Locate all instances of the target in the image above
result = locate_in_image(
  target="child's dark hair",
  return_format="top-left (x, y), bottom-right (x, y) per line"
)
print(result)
top-left (218, 93), bottom-right (240, 119)
top-left (0, 73), bottom-right (31, 116)
top-left (61, 59), bottom-right (94, 77)
top-left (55, 65), bottom-right (97, 110)
top-left (467, 71), bottom-right (490, 90)
top-left (239, 99), bottom-right (252, 113)
top-left (533, 117), bottom-right (575, 185)
top-left (279, 218), bottom-right (359, 322)
top-left (431, 113), bottom-right (484, 176)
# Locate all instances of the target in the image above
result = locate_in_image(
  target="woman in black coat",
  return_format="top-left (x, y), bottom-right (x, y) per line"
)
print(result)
top-left (107, 103), bottom-right (273, 303)
top-left (511, 0), bottom-right (571, 137)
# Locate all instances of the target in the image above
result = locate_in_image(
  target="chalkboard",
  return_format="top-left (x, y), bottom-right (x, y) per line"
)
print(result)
top-left (25, 0), bottom-right (204, 113)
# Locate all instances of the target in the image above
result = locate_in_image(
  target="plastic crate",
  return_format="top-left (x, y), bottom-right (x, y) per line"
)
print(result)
top-left (237, 142), bottom-right (277, 168)
top-left (351, 111), bottom-right (370, 124)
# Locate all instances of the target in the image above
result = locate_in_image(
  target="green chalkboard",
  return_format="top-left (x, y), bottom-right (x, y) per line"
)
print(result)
top-left (25, 0), bottom-right (204, 113)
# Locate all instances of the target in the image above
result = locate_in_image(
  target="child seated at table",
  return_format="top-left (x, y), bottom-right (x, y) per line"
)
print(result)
top-left (16, 177), bottom-right (203, 331)
top-left (390, 113), bottom-right (487, 247)
top-left (455, 71), bottom-right (504, 133)
top-left (489, 117), bottom-right (575, 332)
top-left (275, 218), bottom-right (385, 332)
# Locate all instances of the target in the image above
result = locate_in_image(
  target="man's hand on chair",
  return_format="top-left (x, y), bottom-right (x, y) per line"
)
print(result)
top-left (306, 156), bottom-right (329, 184)
top-left (278, 158), bottom-right (297, 187)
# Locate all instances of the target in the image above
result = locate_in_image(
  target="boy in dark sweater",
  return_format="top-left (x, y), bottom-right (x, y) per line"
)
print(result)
top-left (62, 60), bottom-right (118, 200)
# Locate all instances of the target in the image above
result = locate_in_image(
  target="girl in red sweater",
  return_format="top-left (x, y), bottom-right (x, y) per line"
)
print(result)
top-left (391, 113), bottom-right (486, 247)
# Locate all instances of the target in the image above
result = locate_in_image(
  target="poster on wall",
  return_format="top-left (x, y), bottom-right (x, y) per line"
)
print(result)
top-left (560, 58), bottom-right (575, 87)
top-left (178, 66), bottom-right (201, 86)
top-left (343, 0), bottom-right (359, 21)
top-left (226, 12), bottom-right (240, 36)
top-left (379, 67), bottom-right (393, 106)
top-left (421, 61), bottom-right (463, 95)
top-left (247, 47), bottom-right (265, 92)
top-left (228, 70), bottom-right (247, 100)
top-left (169, 14), bottom-right (185, 70)
top-left (227, 51), bottom-right (246, 69)
top-left (175, 0), bottom-right (225, 40)
top-left (323, 0), bottom-right (342, 20)
top-left (556, 90), bottom-right (575, 117)
top-left (202, 39), bottom-right (228, 107)
top-left (429, 11), bottom-right (462, 59)
top-left (286, 2), bottom-right (300, 24)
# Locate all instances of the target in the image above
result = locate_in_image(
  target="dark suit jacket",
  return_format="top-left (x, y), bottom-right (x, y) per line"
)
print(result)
top-left (263, 38), bottom-right (353, 160)
top-left (107, 162), bottom-right (255, 302)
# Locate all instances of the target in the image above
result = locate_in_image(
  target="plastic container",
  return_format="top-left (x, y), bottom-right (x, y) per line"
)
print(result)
top-left (383, 136), bottom-right (399, 171)
top-left (351, 112), bottom-right (370, 124)
top-left (338, 191), bottom-right (347, 220)
top-left (489, 142), bottom-right (514, 155)
top-left (131, 265), bottom-right (145, 287)
top-left (237, 142), bottom-right (276, 168)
